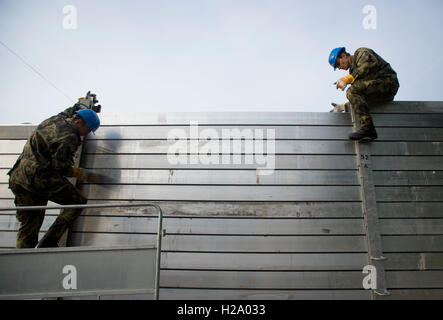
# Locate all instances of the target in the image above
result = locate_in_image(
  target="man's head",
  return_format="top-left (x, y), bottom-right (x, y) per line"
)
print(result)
top-left (329, 47), bottom-right (351, 71)
top-left (74, 109), bottom-right (100, 137)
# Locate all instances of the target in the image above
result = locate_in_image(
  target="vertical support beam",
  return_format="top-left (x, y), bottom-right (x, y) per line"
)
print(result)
top-left (351, 108), bottom-right (390, 299)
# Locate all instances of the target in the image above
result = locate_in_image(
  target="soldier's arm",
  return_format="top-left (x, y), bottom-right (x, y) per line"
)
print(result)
top-left (58, 105), bottom-right (82, 119)
top-left (350, 48), bottom-right (379, 80)
top-left (51, 134), bottom-right (80, 177)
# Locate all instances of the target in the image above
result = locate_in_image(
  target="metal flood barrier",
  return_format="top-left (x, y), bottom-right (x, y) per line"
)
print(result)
top-left (0, 203), bottom-right (163, 300)
top-left (1, 101), bottom-right (443, 300)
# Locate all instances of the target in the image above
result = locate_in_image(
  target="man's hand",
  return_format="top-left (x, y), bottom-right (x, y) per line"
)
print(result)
top-left (334, 74), bottom-right (355, 91)
top-left (71, 167), bottom-right (89, 181)
top-left (330, 102), bottom-right (346, 113)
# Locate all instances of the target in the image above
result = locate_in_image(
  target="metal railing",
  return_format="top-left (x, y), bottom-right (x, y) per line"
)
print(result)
top-left (0, 202), bottom-right (163, 300)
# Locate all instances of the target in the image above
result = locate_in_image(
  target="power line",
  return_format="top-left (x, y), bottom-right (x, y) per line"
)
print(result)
top-left (0, 39), bottom-right (74, 102)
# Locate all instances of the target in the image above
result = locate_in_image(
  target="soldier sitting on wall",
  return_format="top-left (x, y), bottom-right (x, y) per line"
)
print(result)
top-left (8, 99), bottom-right (100, 248)
top-left (329, 47), bottom-right (400, 141)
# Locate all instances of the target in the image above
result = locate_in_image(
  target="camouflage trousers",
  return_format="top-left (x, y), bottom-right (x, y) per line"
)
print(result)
top-left (9, 179), bottom-right (87, 248)
top-left (346, 77), bottom-right (399, 127)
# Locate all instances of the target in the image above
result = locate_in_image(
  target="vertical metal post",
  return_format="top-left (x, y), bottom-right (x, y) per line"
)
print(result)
top-left (351, 108), bottom-right (390, 299)
top-left (154, 204), bottom-right (163, 300)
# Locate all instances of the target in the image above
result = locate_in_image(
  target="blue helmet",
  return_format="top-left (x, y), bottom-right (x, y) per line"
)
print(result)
top-left (76, 109), bottom-right (100, 132)
top-left (329, 47), bottom-right (345, 70)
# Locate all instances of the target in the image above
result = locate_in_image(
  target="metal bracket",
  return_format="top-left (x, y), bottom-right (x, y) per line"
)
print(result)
top-left (371, 256), bottom-right (387, 261)
top-left (374, 289), bottom-right (391, 296)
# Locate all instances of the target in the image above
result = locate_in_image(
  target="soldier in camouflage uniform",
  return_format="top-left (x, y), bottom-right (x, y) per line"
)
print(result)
top-left (8, 106), bottom-right (100, 248)
top-left (329, 47), bottom-right (400, 141)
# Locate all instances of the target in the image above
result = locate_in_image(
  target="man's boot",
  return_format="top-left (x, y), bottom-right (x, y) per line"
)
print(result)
top-left (349, 125), bottom-right (378, 142)
top-left (35, 233), bottom-right (59, 248)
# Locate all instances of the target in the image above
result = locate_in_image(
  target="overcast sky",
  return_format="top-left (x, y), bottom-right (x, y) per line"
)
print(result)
top-left (1, 0), bottom-right (442, 124)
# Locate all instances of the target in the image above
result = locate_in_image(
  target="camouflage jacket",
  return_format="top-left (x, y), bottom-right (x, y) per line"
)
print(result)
top-left (8, 106), bottom-right (82, 193)
top-left (350, 48), bottom-right (398, 81)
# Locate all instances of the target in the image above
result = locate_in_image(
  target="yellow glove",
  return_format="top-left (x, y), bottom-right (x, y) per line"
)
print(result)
top-left (334, 74), bottom-right (355, 91)
top-left (71, 167), bottom-right (89, 181)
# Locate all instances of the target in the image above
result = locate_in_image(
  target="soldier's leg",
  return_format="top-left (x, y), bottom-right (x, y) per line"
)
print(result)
top-left (38, 180), bottom-right (87, 247)
top-left (9, 183), bottom-right (48, 248)
top-left (362, 78), bottom-right (400, 103)
top-left (346, 82), bottom-right (374, 128)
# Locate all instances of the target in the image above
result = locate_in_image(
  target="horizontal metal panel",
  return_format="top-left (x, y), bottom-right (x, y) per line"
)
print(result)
top-left (160, 270), bottom-right (364, 289)
top-left (2, 200), bottom-right (363, 218)
top-left (373, 171), bottom-right (443, 186)
top-left (377, 203), bottom-right (443, 218)
top-left (372, 156), bottom-right (443, 170)
top-left (0, 125), bottom-right (36, 139)
top-left (382, 235), bottom-right (443, 252)
top-left (99, 112), bottom-right (352, 126)
top-left (0, 170), bottom-right (11, 183)
top-left (371, 142), bottom-right (443, 156)
top-left (380, 289), bottom-right (443, 300)
top-left (372, 114), bottom-right (443, 127)
top-left (0, 141), bottom-right (26, 154)
top-left (84, 139), bottom-right (356, 155)
top-left (0, 155), bottom-right (19, 168)
top-left (369, 101), bottom-right (443, 114)
top-left (0, 215), bottom-right (56, 232)
top-left (380, 219), bottom-right (443, 235)
top-left (83, 154), bottom-right (358, 169)
top-left (0, 246), bottom-right (157, 298)
top-left (88, 201), bottom-right (361, 217)
top-left (90, 126), bottom-right (352, 140)
top-left (76, 169), bottom-right (359, 185)
top-left (0, 184), bottom-right (12, 198)
top-left (72, 216), bottom-right (364, 235)
top-left (0, 231), bottom-right (45, 249)
top-left (159, 288), bottom-right (371, 300)
top-left (70, 234), bottom-right (367, 252)
top-left (386, 271), bottom-right (443, 288)
top-left (376, 128), bottom-right (443, 141)
top-left (375, 186), bottom-right (443, 202)
top-left (161, 252), bottom-right (367, 270)
top-left (80, 185), bottom-right (362, 201)
top-left (384, 253), bottom-right (443, 270)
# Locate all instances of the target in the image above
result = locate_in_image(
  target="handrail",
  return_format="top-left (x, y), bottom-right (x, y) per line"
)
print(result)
top-left (0, 202), bottom-right (164, 300)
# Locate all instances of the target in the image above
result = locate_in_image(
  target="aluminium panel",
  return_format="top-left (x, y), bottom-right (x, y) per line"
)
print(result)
top-left (70, 233), bottom-right (367, 253)
top-left (72, 216), bottom-right (365, 235)
top-left (371, 114), bottom-right (443, 127)
top-left (160, 288), bottom-right (370, 300)
top-left (375, 186), bottom-right (443, 202)
top-left (370, 142), bottom-right (443, 156)
top-left (83, 154), bottom-right (358, 170)
top-left (76, 169), bottom-right (359, 185)
top-left (377, 203), bottom-right (443, 218)
top-left (84, 140), bottom-right (357, 155)
top-left (382, 235), bottom-right (443, 252)
top-left (160, 252), bottom-right (368, 270)
top-left (372, 156), bottom-right (443, 170)
top-left (369, 101), bottom-right (443, 114)
top-left (0, 246), bottom-right (157, 299)
top-left (80, 201), bottom-right (364, 218)
top-left (380, 219), bottom-right (443, 235)
top-left (90, 126), bottom-right (353, 140)
top-left (373, 171), bottom-right (443, 186)
top-left (99, 112), bottom-right (352, 126)
top-left (385, 271), bottom-right (443, 288)
top-left (384, 253), bottom-right (443, 270)
top-left (160, 270), bottom-right (365, 289)
top-left (80, 184), bottom-right (362, 202)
